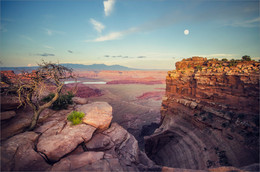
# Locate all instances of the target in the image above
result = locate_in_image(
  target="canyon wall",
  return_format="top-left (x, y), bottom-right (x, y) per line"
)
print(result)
top-left (145, 57), bottom-right (260, 170)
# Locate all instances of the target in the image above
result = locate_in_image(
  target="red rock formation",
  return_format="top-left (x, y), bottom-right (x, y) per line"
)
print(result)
top-left (137, 91), bottom-right (165, 101)
top-left (145, 57), bottom-right (260, 170)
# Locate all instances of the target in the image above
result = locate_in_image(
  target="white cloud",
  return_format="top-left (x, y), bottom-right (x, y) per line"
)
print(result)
top-left (104, 0), bottom-right (116, 16)
top-left (20, 35), bottom-right (33, 41)
top-left (93, 32), bottom-right (123, 42)
top-left (229, 17), bottom-right (260, 27)
top-left (90, 18), bottom-right (105, 33)
top-left (43, 45), bottom-right (55, 50)
top-left (44, 28), bottom-right (65, 36)
top-left (85, 27), bottom-right (138, 42)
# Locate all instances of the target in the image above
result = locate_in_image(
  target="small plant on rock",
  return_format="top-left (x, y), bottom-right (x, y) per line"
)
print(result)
top-left (67, 111), bottom-right (85, 125)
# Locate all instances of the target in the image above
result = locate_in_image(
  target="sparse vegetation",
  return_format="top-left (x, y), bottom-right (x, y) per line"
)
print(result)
top-left (242, 55), bottom-right (251, 61)
top-left (15, 61), bottom-right (74, 130)
top-left (42, 91), bottom-right (74, 110)
top-left (67, 111), bottom-right (85, 125)
top-left (195, 65), bottom-right (203, 71)
top-left (222, 58), bottom-right (228, 62)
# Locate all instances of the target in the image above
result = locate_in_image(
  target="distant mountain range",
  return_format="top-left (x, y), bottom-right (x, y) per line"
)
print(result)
top-left (0, 63), bottom-right (138, 72)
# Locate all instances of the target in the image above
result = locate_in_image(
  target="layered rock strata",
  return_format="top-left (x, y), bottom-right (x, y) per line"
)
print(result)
top-left (145, 57), bottom-right (260, 170)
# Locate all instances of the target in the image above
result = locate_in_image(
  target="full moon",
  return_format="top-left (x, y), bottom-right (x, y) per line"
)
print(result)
top-left (184, 29), bottom-right (189, 35)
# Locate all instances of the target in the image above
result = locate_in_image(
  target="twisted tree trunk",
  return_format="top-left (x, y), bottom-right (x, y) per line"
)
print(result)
top-left (28, 85), bottom-right (63, 131)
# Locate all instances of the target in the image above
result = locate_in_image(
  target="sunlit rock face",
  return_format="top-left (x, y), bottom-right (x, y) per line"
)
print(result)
top-left (145, 57), bottom-right (260, 170)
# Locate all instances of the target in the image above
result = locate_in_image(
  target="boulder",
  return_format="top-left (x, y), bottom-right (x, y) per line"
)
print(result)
top-left (1, 132), bottom-right (50, 171)
top-left (0, 110), bottom-right (16, 120)
top-left (72, 97), bottom-right (88, 105)
top-left (37, 122), bottom-right (96, 162)
top-left (51, 151), bottom-right (104, 171)
top-left (0, 95), bottom-right (20, 111)
top-left (75, 102), bottom-right (113, 131)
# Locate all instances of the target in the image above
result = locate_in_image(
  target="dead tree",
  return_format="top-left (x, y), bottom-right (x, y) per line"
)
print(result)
top-left (16, 61), bottom-right (74, 130)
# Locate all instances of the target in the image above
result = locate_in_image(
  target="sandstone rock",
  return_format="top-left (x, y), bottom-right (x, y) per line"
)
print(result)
top-left (149, 57), bottom-right (260, 170)
top-left (75, 102), bottom-right (113, 131)
top-left (0, 95), bottom-right (20, 111)
top-left (37, 123), bottom-right (96, 162)
top-left (72, 97), bottom-right (88, 105)
top-left (1, 114), bottom-right (31, 141)
top-left (51, 151), bottom-right (104, 171)
top-left (1, 132), bottom-right (50, 171)
top-left (0, 110), bottom-right (16, 120)
top-left (85, 133), bottom-right (114, 151)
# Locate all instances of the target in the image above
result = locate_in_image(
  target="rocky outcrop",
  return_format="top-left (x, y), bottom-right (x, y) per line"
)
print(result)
top-left (76, 102), bottom-right (113, 131)
top-left (1, 101), bottom-right (158, 171)
top-left (145, 57), bottom-right (260, 170)
top-left (0, 132), bottom-right (51, 171)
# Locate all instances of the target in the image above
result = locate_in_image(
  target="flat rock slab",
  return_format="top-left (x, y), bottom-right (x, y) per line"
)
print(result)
top-left (51, 151), bottom-right (104, 171)
top-left (37, 123), bottom-right (96, 162)
top-left (75, 102), bottom-right (113, 131)
top-left (1, 132), bottom-right (50, 171)
top-left (0, 110), bottom-right (16, 120)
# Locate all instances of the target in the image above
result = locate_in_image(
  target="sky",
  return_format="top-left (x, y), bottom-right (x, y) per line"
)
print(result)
top-left (0, 0), bottom-right (259, 69)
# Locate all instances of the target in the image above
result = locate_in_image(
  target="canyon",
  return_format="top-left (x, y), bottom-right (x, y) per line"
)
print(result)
top-left (1, 57), bottom-right (259, 171)
top-left (145, 57), bottom-right (259, 170)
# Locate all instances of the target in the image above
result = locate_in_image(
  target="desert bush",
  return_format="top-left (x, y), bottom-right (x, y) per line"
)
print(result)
top-left (242, 55), bottom-right (251, 61)
top-left (42, 91), bottom-right (74, 110)
top-left (67, 111), bottom-right (85, 125)
top-left (222, 58), bottom-right (228, 62)
top-left (228, 59), bottom-right (237, 67)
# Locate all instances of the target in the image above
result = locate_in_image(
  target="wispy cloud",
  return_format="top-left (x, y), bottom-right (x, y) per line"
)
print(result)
top-left (36, 53), bottom-right (55, 57)
top-left (137, 56), bottom-right (146, 58)
top-left (20, 35), bottom-right (33, 41)
top-left (43, 45), bottom-right (55, 50)
top-left (90, 18), bottom-right (105, 33)
top-left (68, 50), bottom-right (73, 53)
top-left (86, 27), bottom-right (137, 42)
top-left (91, 31), bottom-right (123, 42)
top-left (44, 28), bottom-right (65, 36)
top-left (229, 17), bottom-right (260, 28)
top-left (104, 0), bottom-right (116, 16)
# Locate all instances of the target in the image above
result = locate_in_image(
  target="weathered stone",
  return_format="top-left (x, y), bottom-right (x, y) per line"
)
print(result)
top-left (72, 97), bottom-right (88, 105)
top-left (147, 57), bottom-right (260, 170)
top-left (85, 133), bottom-right (114, 151)
top-left (37, 123), bottom-right (96, 162)
top-left (51, 151), bottom-right (104, 171)
top-left (0, 95), bottom-right (20, 111)
top-left (76, 102), bottom-right (113, 131)
top-left (1, 132), bottom-right (50, 171)
top-left (0, 110), bottom-right (16, 120)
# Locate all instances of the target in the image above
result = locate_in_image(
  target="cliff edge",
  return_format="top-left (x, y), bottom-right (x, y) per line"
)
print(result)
top-left (145, 57), bottom-right (259, 170)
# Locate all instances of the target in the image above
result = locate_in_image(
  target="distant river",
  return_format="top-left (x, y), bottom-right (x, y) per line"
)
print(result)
top-left (64, 81), bottom-right (106, 85)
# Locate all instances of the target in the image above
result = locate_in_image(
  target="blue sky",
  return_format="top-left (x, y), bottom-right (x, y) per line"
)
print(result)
top-left (0, 0), bottom-right (259, 69)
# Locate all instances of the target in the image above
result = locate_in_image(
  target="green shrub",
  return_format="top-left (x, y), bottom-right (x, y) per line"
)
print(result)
top-left (242, 55), bottom-right (251, 61)
top-left (222, 58), bottom-right (228, 62)
top-left (67, 111), bottom-right (85, 125)
top-left (42, 91), bottom-right (74, 110)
